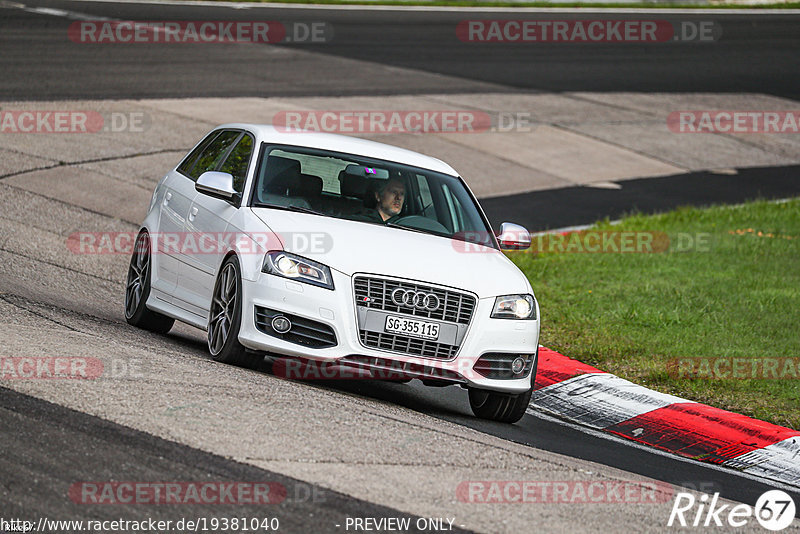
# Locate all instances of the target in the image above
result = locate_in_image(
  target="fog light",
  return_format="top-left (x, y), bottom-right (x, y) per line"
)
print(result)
top-left (271, 316), bottom-right (292, 333)
top-left (511, 356), bottom-right (526, 375)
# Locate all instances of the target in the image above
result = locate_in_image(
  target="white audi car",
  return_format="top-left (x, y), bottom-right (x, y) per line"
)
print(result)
top-left (125, 124), bottom-right (540, 423)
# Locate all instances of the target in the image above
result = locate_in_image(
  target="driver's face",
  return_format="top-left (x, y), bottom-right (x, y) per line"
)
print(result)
top-left (376, 180), bottom-right (405, 221)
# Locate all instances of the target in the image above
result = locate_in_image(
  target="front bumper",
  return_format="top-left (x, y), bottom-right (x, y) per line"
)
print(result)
top-left (237, 269), bottom-right (540, 393)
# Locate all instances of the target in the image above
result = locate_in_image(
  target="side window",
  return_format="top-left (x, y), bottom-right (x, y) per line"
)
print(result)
top-left (219, 133), bottom-right (254, 194)
top-left (185, 130), bottom-right (241, 182)
top-left (177, 131), bottom-right (220, 178)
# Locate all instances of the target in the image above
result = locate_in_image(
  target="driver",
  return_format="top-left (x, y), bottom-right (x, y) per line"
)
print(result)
top-left (374, 178), bottom-right (405, 222)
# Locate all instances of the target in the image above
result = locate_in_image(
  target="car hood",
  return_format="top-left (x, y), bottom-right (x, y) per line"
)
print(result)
top-left (250, 208), bottom-right (531, 299)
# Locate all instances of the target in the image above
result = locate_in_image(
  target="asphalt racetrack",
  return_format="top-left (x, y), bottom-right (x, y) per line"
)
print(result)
top-left (2, 2), bottom-right (800, 100)
top-left (1, 2), bottom-right (799, 532)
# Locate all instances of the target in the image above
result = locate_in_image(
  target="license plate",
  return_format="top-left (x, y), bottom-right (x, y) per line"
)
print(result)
top-left (384, 315), bottom-right (440, 340)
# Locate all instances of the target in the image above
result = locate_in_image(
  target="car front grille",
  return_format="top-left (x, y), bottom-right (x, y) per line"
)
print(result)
top-left (354, 276), bottom-right (476, 324)
top-left (353, 275), bottom-right (476, 359)
top-left (359, 331), bottom-right (458, 359)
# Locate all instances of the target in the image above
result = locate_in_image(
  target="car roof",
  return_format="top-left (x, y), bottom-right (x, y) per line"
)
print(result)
top-left (217, 123), bottom-right (460, 177)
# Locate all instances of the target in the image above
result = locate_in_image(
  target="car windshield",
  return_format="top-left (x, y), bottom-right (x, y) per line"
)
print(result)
top-left (250, 145), bottom-right (497, 249)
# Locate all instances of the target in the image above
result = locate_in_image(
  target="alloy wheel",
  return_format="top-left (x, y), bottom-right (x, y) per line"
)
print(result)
top-left (208, 262), bottom-right (237, 355)
top-left (125, 232), bottom-right (150, 319)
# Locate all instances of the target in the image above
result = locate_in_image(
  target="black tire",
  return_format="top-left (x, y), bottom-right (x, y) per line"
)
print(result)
top-left (124, 231), bottom-right (174, 334)
top-left (207, 255), bottom-right (260, 368)
top-left (469, 350), bottom-right (538, 424)
top-left (468, 387), bottom-right (533, 424)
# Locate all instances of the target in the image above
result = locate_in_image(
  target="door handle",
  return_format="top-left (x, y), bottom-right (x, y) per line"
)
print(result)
top-left (189, 206), bottom-right (198, 222)
top-left (163, 191), bottom-right (172, 205)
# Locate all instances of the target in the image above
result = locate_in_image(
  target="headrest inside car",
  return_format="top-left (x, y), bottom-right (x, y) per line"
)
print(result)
top-left (290, 174), bottom-right (323, 197)
top-left (263, 156), bottom-right (301, 194)
top-left (339, 170), bottom-right (367, 198)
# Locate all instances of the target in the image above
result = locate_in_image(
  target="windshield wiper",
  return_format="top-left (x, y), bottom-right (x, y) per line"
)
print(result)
top-left (286, 204), bottom-right (326, 216)
top-left (384, 220), bottom-right (447, 238)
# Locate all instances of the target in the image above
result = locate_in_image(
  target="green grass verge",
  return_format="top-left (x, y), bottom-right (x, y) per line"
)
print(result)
top-left (509, 198), bottom-right (800, 430)
top-left (186, 0), bottom-right (800, 9)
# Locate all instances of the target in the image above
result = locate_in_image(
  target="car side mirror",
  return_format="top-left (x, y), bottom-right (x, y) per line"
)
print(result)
top-left (196, 171), bottom-right (237, 202)
top-left (497, 222), bottom-right (531, 250)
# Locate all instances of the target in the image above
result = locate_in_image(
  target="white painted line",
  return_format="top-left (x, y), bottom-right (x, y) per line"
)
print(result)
top-left (25, 6), bottom-right (68, 15)
top-left (723, 436), bottom-right (800, 487)
top-left (583, 181), bottom-right (623, 190)
top-left (20, 3), bottom-right (116, 20)
top-left (532, 372), bottom-right (691, 429)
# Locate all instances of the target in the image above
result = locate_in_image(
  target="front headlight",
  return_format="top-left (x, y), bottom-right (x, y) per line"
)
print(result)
top-left (262, 251), bottom-right (334, 290)
top-left (491, 294), bottom-right (536, 320)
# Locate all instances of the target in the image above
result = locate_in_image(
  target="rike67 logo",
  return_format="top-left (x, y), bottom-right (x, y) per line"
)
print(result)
top-left (668, 490), bottom-right (796, 531)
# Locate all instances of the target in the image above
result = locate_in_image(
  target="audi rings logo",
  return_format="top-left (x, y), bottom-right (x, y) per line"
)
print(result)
top-left (391, 289), bottom-right (441, 311)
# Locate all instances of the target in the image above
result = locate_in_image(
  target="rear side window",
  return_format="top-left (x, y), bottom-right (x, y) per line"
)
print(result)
top-left (219, 133), bottom-right (254, 194)
top-left (177, 131), bottom-right (220, 179)
top-left (180, 130), bottom-right (241, 182)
